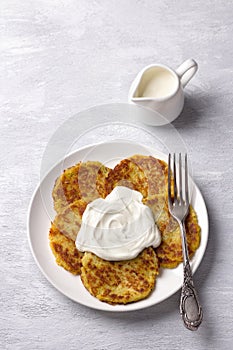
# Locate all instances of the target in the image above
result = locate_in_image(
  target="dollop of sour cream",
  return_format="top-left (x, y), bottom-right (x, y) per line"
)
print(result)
top-left (75, 186), bottom-right (161, 261)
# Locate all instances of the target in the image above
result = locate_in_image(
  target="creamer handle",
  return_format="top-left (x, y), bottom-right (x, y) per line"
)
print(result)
top-left (176, 59), bottom-right (198, 88)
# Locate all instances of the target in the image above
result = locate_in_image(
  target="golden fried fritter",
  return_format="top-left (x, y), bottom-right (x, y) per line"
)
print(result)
top-left (53, 199), bottom-right (87, 241)
top-left (105, 158), bottom-right (147, 197)
top-left (154, 205), bottom-right (201, 268)
top-left (106, 155), bottom-right (168, 199)
top-left (129, 155), bottom-right (169, 198)
top-left (81, 247), bottom-right (159, 304)
top-left (143, 194), bottom-right (168, 223)
top-left (52, 161), bottom-right (110, 212)
top-left (49, 223), bottom-right (83, 275)
top-left (49, 154), bottom-right (202, 307)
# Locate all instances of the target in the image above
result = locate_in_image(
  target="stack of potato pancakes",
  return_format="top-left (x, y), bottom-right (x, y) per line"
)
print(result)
top-left (49, 155), bottom-right (201, 305)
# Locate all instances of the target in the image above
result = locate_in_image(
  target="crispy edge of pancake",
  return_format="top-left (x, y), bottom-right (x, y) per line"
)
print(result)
top-left (105, 158), bottom-right (148, 198)
top-left (81, 247), bottom-right (159, 305)
top-left (155, 205), bottom-right (201, 268)
top-left (53, 199), bottom-right (87, 241)
top-left (49, 223), bottom-right (83, 275)
top-left (52, 161), bottom-right (110, 213)
top-left (129, 155), bottom-right (169, 198)
top-left (106, 155), bottom-right (170, 200)
top-left (52, 162), bottom-right (81, 212)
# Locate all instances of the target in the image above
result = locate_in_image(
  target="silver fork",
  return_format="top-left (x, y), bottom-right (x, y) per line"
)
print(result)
top-left (168, 153), bottom-right (203, 331)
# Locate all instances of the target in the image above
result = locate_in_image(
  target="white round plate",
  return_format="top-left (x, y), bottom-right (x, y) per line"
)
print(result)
top-left (28, 141), bottom-right (209, 312)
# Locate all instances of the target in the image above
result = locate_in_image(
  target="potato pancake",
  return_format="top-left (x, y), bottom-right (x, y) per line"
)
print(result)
top-left (144, 192), bottom-right (201, 268)
top-left (81, 247), bottom-right (159, 304)
top-left (106, 155), bottom-right (169, 199)
top-left (49, 223), bottom-right (83, 275)
top-left (53, 199), bottom-right (87, 241)
top-left (49, 154), bottom-right (202, 305)
top-left (52, 161), bottom-right (110, 212)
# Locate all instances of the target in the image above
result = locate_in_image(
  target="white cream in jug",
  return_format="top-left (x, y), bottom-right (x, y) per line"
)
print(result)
top-left (135, 67), bottom-right (177, 99)
top-left (75, 186), bottom-right (161, 261)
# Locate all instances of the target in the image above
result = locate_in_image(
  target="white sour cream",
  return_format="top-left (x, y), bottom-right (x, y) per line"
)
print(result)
top-left (75, 186), bottom-right (161, 261)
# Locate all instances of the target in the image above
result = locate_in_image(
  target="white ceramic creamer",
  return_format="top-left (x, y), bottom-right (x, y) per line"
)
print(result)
top-left (128, 59), bottom-right (198, 126)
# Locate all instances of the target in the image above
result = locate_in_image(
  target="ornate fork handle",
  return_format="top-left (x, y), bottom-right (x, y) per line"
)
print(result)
top-left (179, 221), bottom-right (203, 331)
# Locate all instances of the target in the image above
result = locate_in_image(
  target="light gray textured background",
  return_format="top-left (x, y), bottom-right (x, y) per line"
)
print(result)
top-left (1, 1), bottom-right (233, 349)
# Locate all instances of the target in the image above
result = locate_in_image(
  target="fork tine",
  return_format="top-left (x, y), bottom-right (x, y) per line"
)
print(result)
top-left (173, 153), bottom-right (178, 203)
top-left (168, 153), bottom-right (172, 208)
top-left (185, 153), bottom-right (189, 204)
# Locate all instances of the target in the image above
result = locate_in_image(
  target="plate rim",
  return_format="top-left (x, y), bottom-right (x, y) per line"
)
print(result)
top-left (27, 140), bottom-right (209, 312)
